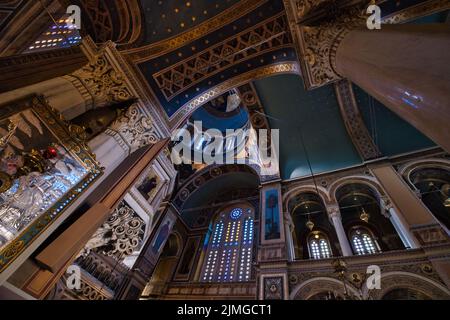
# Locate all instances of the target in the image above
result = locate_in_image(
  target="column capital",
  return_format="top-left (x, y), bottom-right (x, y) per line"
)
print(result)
top-left (285, 1), bottom-right (368, 89)
top-left (68, 53), bottom-right (134, 108)
top-left (327, 206), bottom-right (341, 220)
top-left (380, 196), bottom-right (394, 219)
top-left (106, 104), bottom-right (160, 155)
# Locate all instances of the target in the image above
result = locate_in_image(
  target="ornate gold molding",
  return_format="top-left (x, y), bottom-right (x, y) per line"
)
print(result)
top-left (382, 0), bottom-right (450, 24)
top-left (67, 54), bottom-right (133, 108)
top-left (168, 62), bottom-right (301, 130)
top-left (296, 7), bottom-right (367, 89)
top-left (334, 80), bottom-right (381, 160)
top-left (106, 104), bottom-right (160, 155)
top-left (152, 14), bottom-right (292, 101)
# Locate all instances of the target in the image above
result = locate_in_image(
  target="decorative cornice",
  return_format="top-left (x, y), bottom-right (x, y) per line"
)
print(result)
top-left (168, 62), bottom-right (301, 130)
top-left (382, 0), bottom-right (450, 24)
top-left (334, 79), bottom-right (381, 161)
top-left (68, 54), bottom-right (133, 107)
top-left (152, 14), bottom-right (292, 101)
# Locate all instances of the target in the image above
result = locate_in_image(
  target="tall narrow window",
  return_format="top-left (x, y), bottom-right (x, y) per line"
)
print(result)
top-left (201, 205), bottom-right (254, 282)
top-left (308, 232), bottom-right (332, 259)
top-left (351, 227), bottom-right (379, 255)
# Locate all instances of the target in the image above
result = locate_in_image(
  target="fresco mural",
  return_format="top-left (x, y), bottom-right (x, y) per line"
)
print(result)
top-left (264, 188), bottom-right (280, 241)
top-left (151, 211), bottom-right (176, 256)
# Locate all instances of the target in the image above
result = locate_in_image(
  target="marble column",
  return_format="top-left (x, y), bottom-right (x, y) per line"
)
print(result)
top-left (283, 212), bottom-right (296, 261)
top-left (328, 207), bottom-right (353, 257)
top-left (381, 197), bottom-right (420, 249)
top-left (335, 24), bottom-right (450, 152)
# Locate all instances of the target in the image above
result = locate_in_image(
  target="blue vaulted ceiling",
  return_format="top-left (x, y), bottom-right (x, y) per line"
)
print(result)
top-left (135, 0), bottom-right (297, 118)
top-left (127, 1), bottom-right (443, 182)
top-left (254, 74), bottom-right (363, 180)
top-left (139, 0), bottom-right (241, 44)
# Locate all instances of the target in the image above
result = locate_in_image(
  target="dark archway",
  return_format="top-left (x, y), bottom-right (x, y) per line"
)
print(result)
top-left (382, 288), bottom-right (432, 300)
top-left (336, 183), bottom-right (404, 255)
top-left (289, 192), bottom-right (339, 260)
top-left (409, 167), bottom-right (450, 230)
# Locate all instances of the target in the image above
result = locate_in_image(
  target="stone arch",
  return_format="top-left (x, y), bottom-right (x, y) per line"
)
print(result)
top-left (328, 175), bottom-right (387, 205)
top-left (163, 231), bottom-right (183, 258)
top-left (290, 277), bottom-right (361, 300)
top-left (173, 164), bottom-right (261, 211)
top-left (364, 271), bottom-right (450, 300)
top-left (397, 158), bottom-right (450, 190)
top-left (169, 62), bottom-right (301, 131)
top-left (77, 0), bottom-right (144, 45)
top-left (283, 185), bottom-right (332, 212)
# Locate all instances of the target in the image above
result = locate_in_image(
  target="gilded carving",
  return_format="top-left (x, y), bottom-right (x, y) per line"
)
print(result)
top-left (106, 104), bottom-right (159, 154)
top-left (0, 96), bottom-right (102, 273)
top-left (153, 14), bottom-right (292, 101)
top-left (299, 8), bottom-right (367, 88)
top-left (70, 55), bottom-right (133, 107)
top-left (335, 80), bottom-right (381, 160)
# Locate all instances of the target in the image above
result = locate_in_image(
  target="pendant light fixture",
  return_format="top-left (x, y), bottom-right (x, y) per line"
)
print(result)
top-left (359, 207), bottom-right (370, 223)
top-left (306, 217), bottom-right (315, 231)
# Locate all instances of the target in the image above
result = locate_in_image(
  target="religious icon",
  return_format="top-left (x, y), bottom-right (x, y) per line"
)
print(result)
top-left (0, 96), bottom-right (102, 272)
top-left (265, 188), bottom-right (280, 240)
top-left (151, 215), bottom-right (175, 255)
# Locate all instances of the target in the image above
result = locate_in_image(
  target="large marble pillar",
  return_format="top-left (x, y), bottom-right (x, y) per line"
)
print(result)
top-left (335, 24), bottom-right (450, 152)
top-left (328, 207), bottom-right (353, 257)
top-left (290, 5), bottom-right (450, 152)
top-left (283, 212), bottom-right (296, 261)
top-left (380, 196), bottom-right (420, 249)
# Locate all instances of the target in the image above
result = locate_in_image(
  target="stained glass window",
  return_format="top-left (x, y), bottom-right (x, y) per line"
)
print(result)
top-left (308, 232), bottom-right (332, 259)
top-left (25, 14), bottom-right (81, 53)
top-left (351, 227), bottom-right (379, 255)
top-left (201, 205), bottom-right (254, 282)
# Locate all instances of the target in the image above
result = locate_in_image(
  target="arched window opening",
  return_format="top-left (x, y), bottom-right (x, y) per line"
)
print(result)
top-left (308, 232), bottom-right (332, 260)
top-left (201, 205), bottom-right (254, 283)
top-left (336, 183), bottom-right (404, 253)
top-left (350, 227), bottom-right (379, 255)
top-left (289, 192), bottom-right (338, 260)
top-left (409, 167), bottom-right (450, 230)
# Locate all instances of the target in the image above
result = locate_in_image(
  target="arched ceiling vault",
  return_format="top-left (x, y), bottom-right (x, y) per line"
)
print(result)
top-left (71, 0), bottom-right (441, 182)
top-left (122, 0), bottom-right (298, 127)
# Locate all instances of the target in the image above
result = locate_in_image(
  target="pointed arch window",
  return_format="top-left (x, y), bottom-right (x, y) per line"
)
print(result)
top-left (350, 227), bottom-right (379, 255)
top-left (201, 205), bottom-right (254, 282)
top-left (308, 232), bottom-right (332, 259)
